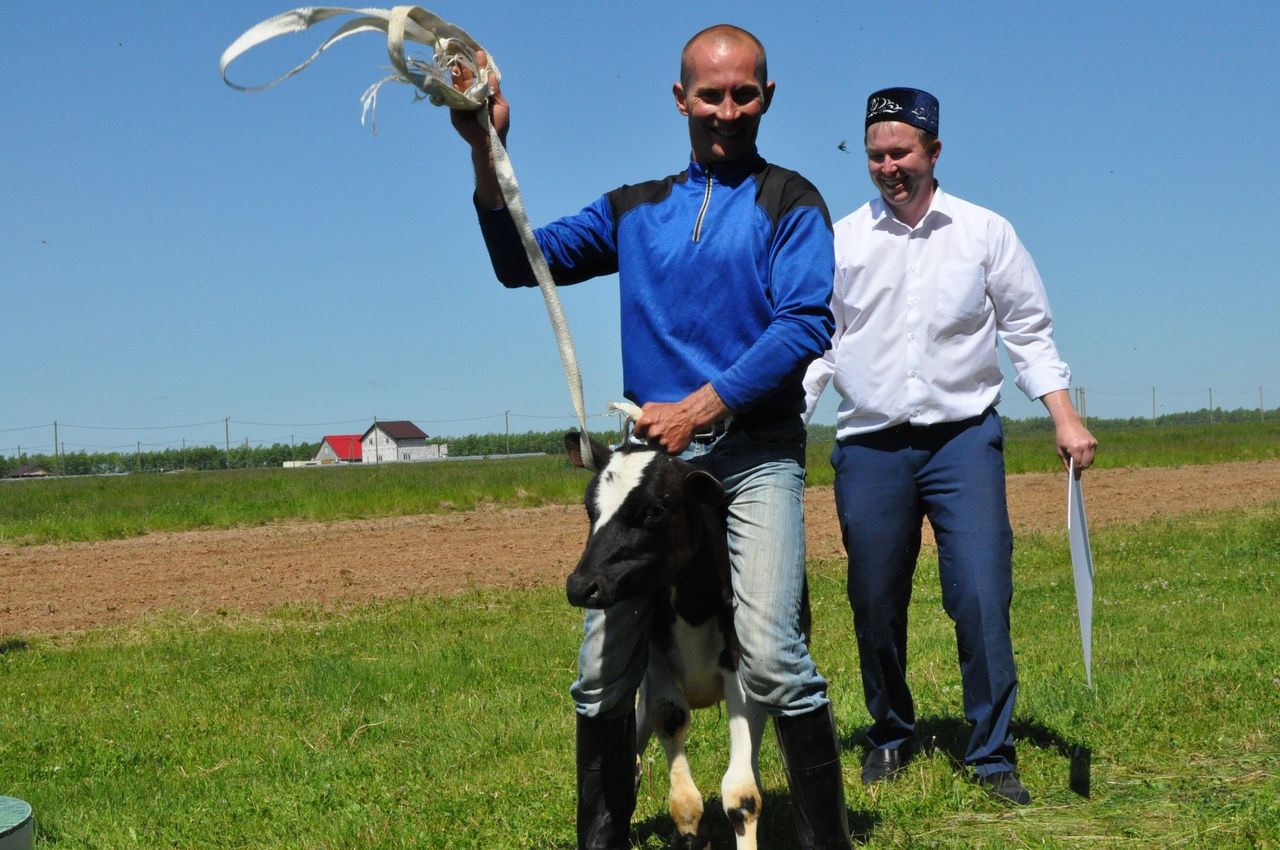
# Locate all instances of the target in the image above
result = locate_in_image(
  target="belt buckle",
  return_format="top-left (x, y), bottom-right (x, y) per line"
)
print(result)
top-left (691, 416), bottom-right (732, 441)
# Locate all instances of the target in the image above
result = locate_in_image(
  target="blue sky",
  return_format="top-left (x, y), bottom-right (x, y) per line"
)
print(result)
top-left (4, 0), bottom-right (1278, 455)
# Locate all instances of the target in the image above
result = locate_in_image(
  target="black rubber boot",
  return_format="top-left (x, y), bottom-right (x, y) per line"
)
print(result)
top-left (774, 705), bottom-right (854, 850)
top-left (576, 711), bottom-right (637, 850)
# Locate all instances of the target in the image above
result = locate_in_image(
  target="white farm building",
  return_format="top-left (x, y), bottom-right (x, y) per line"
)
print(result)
top-left (360, 420), bottom-right (447, 464)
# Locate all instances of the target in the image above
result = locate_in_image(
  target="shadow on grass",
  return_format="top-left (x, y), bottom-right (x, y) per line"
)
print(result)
top-left (0, 637), bottom-right (30, 655)
top-left (843, 715), bottom-right (1091, 799)
top-left (633, 787), bottom-right (878, 848)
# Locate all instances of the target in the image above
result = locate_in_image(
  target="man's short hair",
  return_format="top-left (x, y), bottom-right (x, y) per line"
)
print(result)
top-left (679, 24), bottom-right (768, 89)
top-left (865, 124), bottom-right (938, 151)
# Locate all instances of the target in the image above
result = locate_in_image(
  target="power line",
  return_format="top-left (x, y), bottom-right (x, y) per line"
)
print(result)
top-left (57, 418), bottom-right (226, 431)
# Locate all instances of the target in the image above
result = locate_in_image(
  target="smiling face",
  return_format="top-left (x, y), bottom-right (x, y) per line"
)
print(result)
top-left (674, 32), bottom-right (774, 165)
top-left (865, 120), bottom-right (941, 226)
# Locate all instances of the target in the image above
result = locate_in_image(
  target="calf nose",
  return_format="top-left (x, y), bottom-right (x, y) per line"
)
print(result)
top-left (566, 573), bottom-right (602, 608)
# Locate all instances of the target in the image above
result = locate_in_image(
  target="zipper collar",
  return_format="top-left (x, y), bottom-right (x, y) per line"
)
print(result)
top-left (687, 153), bottom-right (764, 243)
top-left (687, 151), bottom-right (764, 183)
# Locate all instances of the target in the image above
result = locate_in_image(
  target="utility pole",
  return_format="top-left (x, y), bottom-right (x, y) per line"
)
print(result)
top-left (53, 420), bottom-right (59, 475)
top-left (224, 417), bottom-right (231, 469)
top-left (136, 442), bottom-right (142, 473)
top-left (505, 410), bottom-right (510, 456)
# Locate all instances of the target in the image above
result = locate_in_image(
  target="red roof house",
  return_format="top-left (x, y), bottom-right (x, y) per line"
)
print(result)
top-left (314, 434), bottom-right (363, 463)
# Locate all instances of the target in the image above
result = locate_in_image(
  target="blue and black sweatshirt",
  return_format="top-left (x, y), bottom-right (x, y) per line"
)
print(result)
top-left (477, 152), bottom-right (835, 429)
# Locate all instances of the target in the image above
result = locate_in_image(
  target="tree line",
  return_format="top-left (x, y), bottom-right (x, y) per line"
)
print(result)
top-left (1, 442), bottom-right (319, 478)
top-left (2, 406), bottom-right (1272, 479)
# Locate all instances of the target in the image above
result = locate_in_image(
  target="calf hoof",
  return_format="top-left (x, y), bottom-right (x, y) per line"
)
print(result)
top-left (672, 825), bottom-right (710, 850)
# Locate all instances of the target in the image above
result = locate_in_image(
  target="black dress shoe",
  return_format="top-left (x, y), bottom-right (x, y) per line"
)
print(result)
top-left (860, 747), bottom-right (905, 785)
top-left (979, 770), bottom-right (1031, 805)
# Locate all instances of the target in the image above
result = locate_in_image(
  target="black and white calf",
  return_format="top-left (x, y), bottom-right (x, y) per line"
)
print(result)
top-left (565, 432), bottom-right (766, 850)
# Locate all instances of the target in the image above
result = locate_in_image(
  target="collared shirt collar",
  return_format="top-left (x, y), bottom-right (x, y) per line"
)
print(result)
top-left (870, 181), bottom-right (951, 232)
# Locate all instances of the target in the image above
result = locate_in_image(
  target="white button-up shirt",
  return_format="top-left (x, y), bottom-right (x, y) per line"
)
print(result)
top-left (804, 188), bottom-right (1071, 438)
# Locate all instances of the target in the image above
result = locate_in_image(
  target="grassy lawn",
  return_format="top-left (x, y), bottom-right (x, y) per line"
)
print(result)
top-left (2, 503), bottom-right (1277, 848)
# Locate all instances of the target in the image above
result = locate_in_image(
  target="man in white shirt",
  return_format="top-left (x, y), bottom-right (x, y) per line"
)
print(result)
top-left (804, 87), bottom-right (1096, 805)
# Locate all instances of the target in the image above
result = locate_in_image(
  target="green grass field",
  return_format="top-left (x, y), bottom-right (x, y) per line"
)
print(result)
top-left (3, 420), bottom-right (1277, 545)
top-left (1, 502), bottom-right (1276, 848)
top-left (1, 420), bottom-right (1278, 847)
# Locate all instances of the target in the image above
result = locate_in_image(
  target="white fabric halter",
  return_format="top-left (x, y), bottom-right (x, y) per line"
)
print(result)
top-left (221, 6), bottom-right (600, 467)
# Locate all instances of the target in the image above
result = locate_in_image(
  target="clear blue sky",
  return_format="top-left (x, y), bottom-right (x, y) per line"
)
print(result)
top-left (4, 0), bottom-right (1278, 456)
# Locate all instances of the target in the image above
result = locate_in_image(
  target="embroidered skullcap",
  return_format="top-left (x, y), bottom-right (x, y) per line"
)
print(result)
top-left (865, 87), bottom-right (939, 135)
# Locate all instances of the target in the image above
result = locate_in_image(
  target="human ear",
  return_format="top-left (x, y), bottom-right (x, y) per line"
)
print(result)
top-left (761, 80), bottom-right (775, 114)
top-left (673, 82), bottom-right (689, 116)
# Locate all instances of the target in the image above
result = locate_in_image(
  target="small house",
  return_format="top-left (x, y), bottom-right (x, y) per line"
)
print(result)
top-left (314, 435), bottom-right (363, 464)
top-left (360, 420), bottom-right (446, 464)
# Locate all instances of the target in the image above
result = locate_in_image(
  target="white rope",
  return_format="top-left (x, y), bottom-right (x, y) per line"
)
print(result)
top-left (221, 5), bottom-right (598, 468)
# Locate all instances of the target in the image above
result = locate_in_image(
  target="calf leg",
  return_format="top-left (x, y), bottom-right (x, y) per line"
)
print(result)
top-left (645, 666), bottom-right (708, 849)
top-left (721, 673), bottom-right (765, 850)
top-left (635, 682), bottom-right (654, 793)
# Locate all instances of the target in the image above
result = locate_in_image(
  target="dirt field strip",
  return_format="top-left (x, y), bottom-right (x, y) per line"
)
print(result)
top-left (2, 461), bottom-right (1276, 636)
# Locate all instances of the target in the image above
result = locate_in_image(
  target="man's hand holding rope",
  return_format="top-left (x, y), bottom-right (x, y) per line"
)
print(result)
top-left (450, 50), bottom-right (508, 210)
top-left (635, 384), bottom-right (732, 455)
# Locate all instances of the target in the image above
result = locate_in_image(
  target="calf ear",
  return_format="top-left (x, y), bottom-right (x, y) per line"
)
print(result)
top-left (683, 469), bottom-right (725, 505)
top-left (564, 430), bottom-right (612, 470)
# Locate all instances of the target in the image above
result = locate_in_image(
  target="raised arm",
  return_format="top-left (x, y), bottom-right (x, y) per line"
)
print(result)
top-left (449, 50), bottom-right (508, 209)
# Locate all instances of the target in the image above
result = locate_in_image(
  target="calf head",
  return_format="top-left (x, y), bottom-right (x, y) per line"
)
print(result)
top-left (563, 431), bottom-right (724, 609)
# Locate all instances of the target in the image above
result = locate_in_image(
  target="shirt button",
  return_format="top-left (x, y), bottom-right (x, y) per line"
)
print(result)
top-left (908, 370), bottom-right (917, 378)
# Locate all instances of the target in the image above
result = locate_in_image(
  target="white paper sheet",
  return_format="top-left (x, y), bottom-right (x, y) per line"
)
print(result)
top-left (1067, 458), bottom-right (1095, 687)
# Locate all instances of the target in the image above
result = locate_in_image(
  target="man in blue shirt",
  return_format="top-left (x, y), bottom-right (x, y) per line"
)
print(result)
top-left (452, 24), bottom-right (852, 850)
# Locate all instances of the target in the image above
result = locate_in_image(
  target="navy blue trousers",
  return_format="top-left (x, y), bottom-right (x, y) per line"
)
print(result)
top-left (831, 408), bottom-right (1017, 775)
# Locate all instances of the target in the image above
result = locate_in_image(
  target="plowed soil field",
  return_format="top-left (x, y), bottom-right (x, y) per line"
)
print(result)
top-left (3, 461), bottom-right (1277, 636)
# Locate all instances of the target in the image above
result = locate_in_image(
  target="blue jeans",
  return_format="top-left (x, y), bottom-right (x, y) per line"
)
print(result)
top-left (832, 409), bottom-right (1017, 775)
top-left (571, 426), bottom-right (830, 719)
